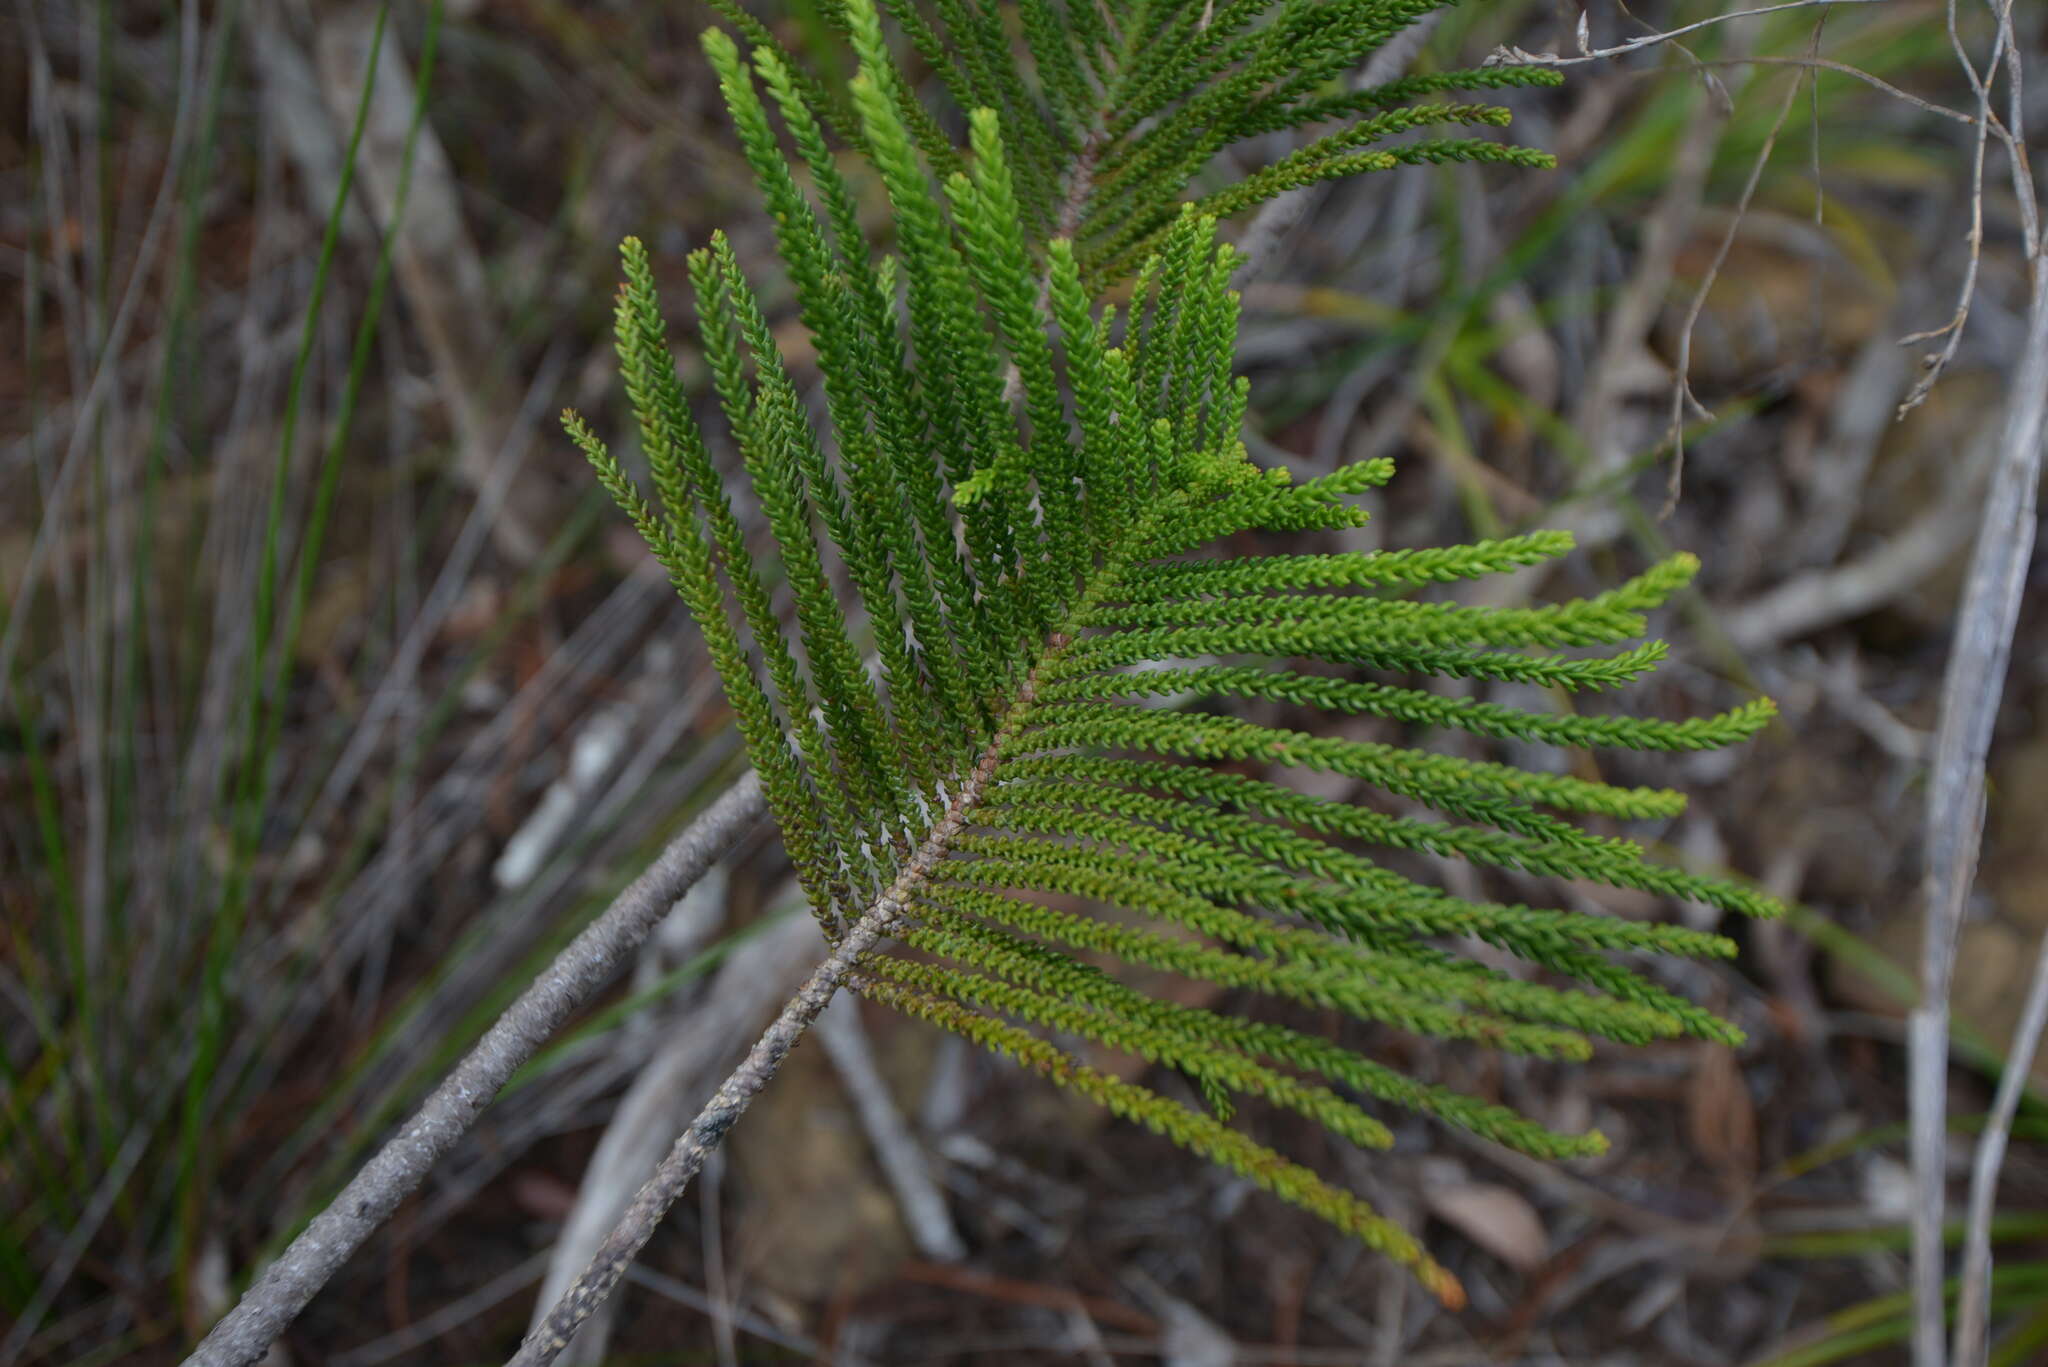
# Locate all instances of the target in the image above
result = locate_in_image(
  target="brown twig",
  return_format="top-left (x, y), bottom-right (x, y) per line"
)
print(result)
top-left (178, 772), bottom-right (767, 1367)
top-left (897, 1260), bottom-right (1161, 1335)
top-left (1660, 28), bottom-right (1818, 519)
top-left (1485, 0), bottom-right (1887, 70)
top-left (1897, 0), bottom-right (2027, 416)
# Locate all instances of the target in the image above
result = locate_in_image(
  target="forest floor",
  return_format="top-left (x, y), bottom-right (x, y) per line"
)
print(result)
top-left (5, 2), bottom-right (2048, 1364)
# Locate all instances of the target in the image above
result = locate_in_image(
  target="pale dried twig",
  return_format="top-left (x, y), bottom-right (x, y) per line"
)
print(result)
top-left (1686, 55), bottom-right (1976, 123)
top-left (526, 898), bottom-right (819, 1367)
top-left (509, 903), bottom-right (901, 1366)
top-left (1910, 1004), bottom-right (1956, 1367)
top-left (1897, 0), bottom-right (2025, 415)
top-left (1722, 411), bottom-right (1996, 651)
top-left (1952, 932), bottom-right (2048, 1366)
top-left (1912, 2), bottom-right (2041, 1359)
top-left (1485, 0), bottom-right (1887, 70)
top-left (620, 1264), bottom-right (840, 1362)
top-left (816, 993), bottom-right (969, 1263)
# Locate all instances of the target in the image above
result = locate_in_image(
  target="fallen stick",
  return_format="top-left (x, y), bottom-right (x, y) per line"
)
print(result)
top-left (180, 772), bottom-right (766, 1367)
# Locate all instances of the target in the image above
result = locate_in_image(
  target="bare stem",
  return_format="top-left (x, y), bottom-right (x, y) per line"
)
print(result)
top-left (179, 772), bottom-right (767, 1367)
top-left (1953, 930), bottom-right (2048, 1365)
top-left (1911, 0), bottom-right (2042, 1341)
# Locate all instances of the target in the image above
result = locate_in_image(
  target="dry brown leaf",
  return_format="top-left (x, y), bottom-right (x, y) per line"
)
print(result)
top-left (508, 1169), bottom-right (580, 1223)
top-left (1425, 1181), bottom-right (1549, 1272)
top-left (1686, 1041), bottom-right (1759, 1178)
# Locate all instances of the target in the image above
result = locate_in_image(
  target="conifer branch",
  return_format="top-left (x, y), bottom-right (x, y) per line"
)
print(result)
top-left (179, 7), bottom-right (1784, 1365)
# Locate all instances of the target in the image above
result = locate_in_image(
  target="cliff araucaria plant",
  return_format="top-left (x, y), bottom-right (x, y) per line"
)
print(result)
top-left (548, 0), bottom-right (1777, 1338)
top-left (183, 4), bottom-right (1782, 1363)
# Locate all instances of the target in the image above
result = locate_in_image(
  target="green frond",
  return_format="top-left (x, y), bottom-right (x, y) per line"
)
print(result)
top-left (1053, 624), bottom-right (1677, 693)
top-left (1005, 703), bottom-right (1688, 824)
top-left (915, 879), bottom-right (1592, 1059)
top-left (578, 1), bottom-right (1776, 1302)
top-left (861, 975), bottom-right (1466, 1308)
top-left (703, 0), bottom-right (868, 153)
top-left (707, 36), bottom-right (980, 777)
top-left (912, 906), bottom-right (1607, 1160)
top-left (1088, 553), bottom-right (1698, 644)
top-left (1011, 753), bottom-right (1778, 929)
top-left (564, 409), bottom-right (842, 921)
top-left (1232, 66), bottom-right (1568, 143)
top-left (1045, 665), bottom-right (1777, 754)
top-left (975, 769), bottom-right (1767, 947)
top-left (842, 0), bottom-right (965, 180)
top-left (869, 947), bottom-right (1399, 1150)
top-left (947, 828), bottom-right (1694, 1046)
top-left (1121, 531), bottom-right (1578, 594)
top-left (691, 239), bottom-right (913, 837)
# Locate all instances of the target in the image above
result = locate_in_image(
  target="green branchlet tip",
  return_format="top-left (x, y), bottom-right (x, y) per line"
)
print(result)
top-left (955, 468), bottom-right (997, 506)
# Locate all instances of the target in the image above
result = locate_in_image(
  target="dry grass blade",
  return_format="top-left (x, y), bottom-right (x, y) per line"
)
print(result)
top-left (311, 3), bottom-right (549, 563)
top-left (1, 0), bottom-right (201, 716)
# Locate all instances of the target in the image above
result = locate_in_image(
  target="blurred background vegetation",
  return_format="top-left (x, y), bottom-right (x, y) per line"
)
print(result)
top-left (5, 1), bottom-right (2047, 1362)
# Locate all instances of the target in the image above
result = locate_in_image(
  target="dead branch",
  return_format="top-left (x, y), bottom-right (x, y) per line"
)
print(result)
top-left (1953, 931), bottom-right (2048, 1365)
top-left (527, 900), bottom-right (820, 1366)
top-left (178, 771), bottom-right (767, 1367)
top-left (509, 702), bottom-right (1025, 1367)
top-left (1485, 0), bottom-right (1888, 70)
top-left (1912, 1), bottom-right (2041, 1358)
